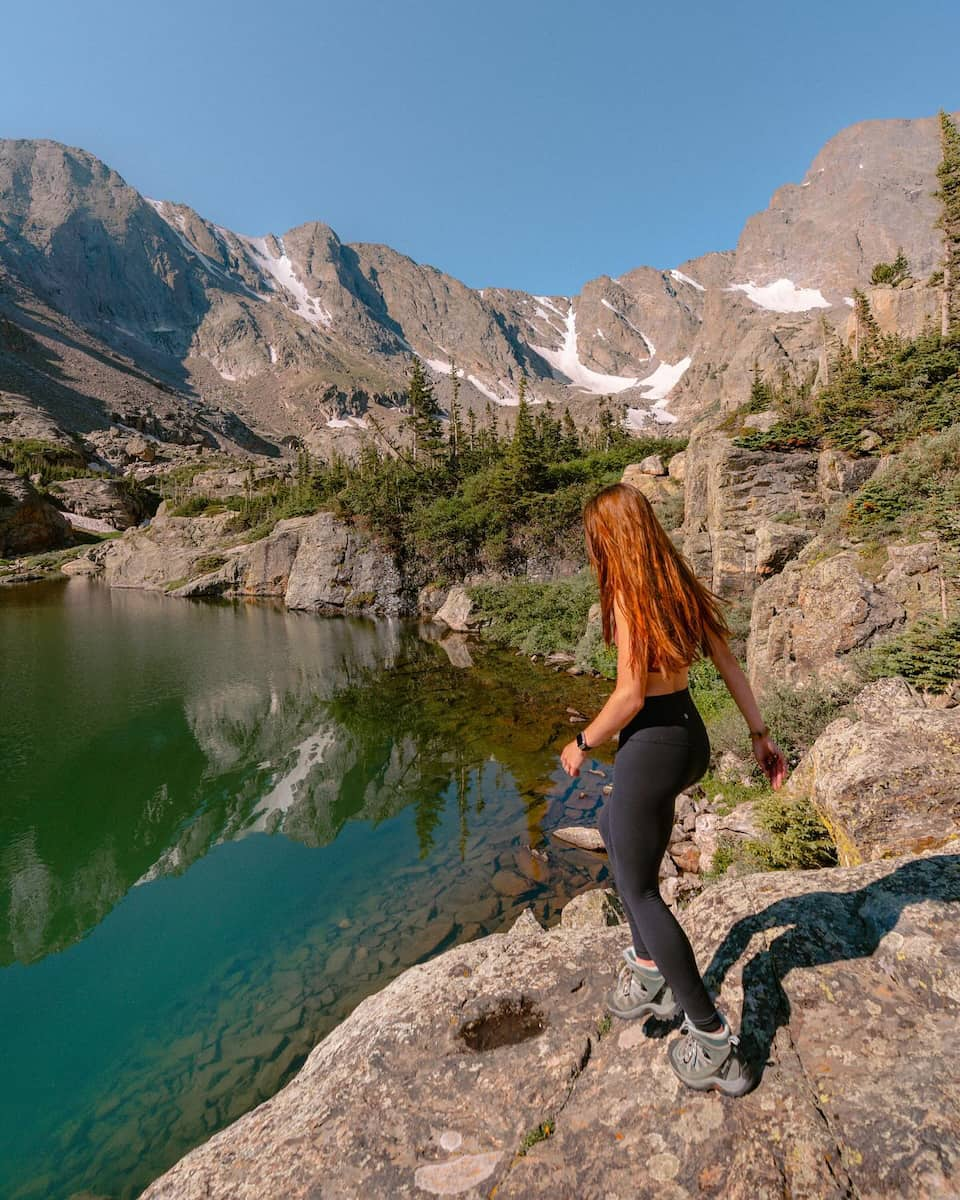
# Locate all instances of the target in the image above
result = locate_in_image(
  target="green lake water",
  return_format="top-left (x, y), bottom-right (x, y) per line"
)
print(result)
top-left (0, 579), bottom-right (613, 1200)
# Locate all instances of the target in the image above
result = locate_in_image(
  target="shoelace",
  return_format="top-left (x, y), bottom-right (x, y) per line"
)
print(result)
top-left (677, 1020), bottom-right (739, 1073)
top-left (618, 962), bottom-right (662, 1000)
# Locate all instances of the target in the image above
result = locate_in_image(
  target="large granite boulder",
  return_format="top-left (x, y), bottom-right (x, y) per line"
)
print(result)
top-left (680, 432), bottom-right (824, 598)
top-left (747, 542), bottom-right (951, 688)
top-left (748, 549), bottom-right (904, 688)
top-left (434, 585), bottom-right (479, 632)
top-left (283, 511), bottom-right (404, 615)
top-left (783, 677), bottom-right (960, 866)
top-left (0, 467), bottom-right (72, 556)
top-left (142, 844), bottom-right (960, 1199)
top-left (172, 516), bottom-right (309, 600)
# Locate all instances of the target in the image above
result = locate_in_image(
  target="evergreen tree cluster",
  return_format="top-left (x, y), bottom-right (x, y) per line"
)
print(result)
top-left (869, 248), bottom-right (910, 286)
top-left (180, 359), bottom-right (684, 586)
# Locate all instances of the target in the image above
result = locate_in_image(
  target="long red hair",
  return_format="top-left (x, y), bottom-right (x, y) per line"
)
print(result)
top-left (582, 483), bottom-right (730, 688)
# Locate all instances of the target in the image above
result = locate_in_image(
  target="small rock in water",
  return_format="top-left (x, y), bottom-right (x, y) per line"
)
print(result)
top-left (551, 826), bottom-right (606, 852)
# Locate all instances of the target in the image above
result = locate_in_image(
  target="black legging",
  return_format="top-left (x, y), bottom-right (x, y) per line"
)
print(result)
top-left (598, 687), bottom-right (717, 1025)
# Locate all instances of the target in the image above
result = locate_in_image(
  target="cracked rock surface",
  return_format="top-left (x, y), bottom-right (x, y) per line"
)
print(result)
top-left (142, 843), bottom-right (960, 1200)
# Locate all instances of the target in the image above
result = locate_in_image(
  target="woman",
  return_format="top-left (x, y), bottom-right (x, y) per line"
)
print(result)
top-left (560, 483), bottom-right (787, 1096)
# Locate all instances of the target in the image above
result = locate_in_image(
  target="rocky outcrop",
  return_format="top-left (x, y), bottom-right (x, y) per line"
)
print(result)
top-left (48, 477), bottom-right (154, 530)
top-left (680, 432), bottom-right (824, 598)
top-left (784, 678), bottom-right (960, 866)
top-left (747, 541), bottom-right (950, 687)
top-left (142, 842), bottom-right (960, 1199)
top-left (89, 506), bottom-right (241, 590)
top-left (83, 505), bottom-right (405, 615)
top-left (0, 467), bottom-right (72, 556)
top-left (283, 511), bottom-right (404, 615)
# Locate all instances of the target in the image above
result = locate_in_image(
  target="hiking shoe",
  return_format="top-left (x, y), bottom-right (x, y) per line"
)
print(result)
top-left (605, 947), bottom-right (681, 1021)
top-left (667, 1014), bottom-right (755, 1096)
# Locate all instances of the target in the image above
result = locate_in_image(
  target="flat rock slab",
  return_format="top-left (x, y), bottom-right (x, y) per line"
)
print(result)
top-left (142, 844), bottom-right (960, 1200)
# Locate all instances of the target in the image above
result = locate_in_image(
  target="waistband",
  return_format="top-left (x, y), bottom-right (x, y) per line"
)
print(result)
top-left (619, 688), bottom-right (699, 734)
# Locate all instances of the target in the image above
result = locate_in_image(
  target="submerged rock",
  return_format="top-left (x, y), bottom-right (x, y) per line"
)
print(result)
top-left (141, 844), bottom-right (960, 1199)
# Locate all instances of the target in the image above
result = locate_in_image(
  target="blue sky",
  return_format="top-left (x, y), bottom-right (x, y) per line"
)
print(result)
top-left (3, 0), bottom-right (959, 294)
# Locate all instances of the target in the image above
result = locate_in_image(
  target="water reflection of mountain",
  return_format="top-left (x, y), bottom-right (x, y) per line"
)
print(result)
top-left (0, 587), bottom-right (403, 966)
top-left (1, 583), bottom-right (603, 967)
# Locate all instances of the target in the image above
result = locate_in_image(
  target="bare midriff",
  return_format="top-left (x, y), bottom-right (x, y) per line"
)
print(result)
top-left (645, 663), bottom-right (691, 696)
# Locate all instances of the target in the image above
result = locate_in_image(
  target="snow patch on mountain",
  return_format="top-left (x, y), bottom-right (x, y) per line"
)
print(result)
top-left (530, 305), bottom-right (640, 395)
top-left (727, 278), bottom-right (831, 313)
top-left (326, 416), bottom-right (368, 429)
top-left (669, 269), bottom-right (705, 292)
top-left (467, 374), bottom-right (521, 406)
top-left (243, 236), bottom-right (333, 327)
top-left (622, 356), bottom-right (692, 429)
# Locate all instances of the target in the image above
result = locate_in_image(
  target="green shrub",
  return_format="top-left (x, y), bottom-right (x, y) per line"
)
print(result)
top-left (3, 437), bottom-right (88, 482)
top-left (732, 326), bottom-right (960, 456)
top-left (870, 249), bottom-right (909, 286)
top-left (688, 658), bottom-right (735, 725)
top-left (170, 494), bottom-right (219, 517)
top-left (744, 794), bottom-right (837, 870)
top-left (192, 554), bottom-right (228, 575)
top-left (468, 572), bottom-right (598, 656)
top-left (867, 615), bottom-right (960, 693)
top-left (841, 425), bottom-right (960, 546)
top-left (761, 677), bottom-right (857, 769)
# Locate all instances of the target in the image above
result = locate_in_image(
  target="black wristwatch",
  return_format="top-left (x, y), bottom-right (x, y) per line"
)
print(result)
top-left (576, 730), bottom-right (590, 752)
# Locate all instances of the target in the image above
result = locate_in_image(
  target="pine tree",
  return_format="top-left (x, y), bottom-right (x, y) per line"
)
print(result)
top-left (404, 356), bottom-right (444, 465)
top-left (936, 109), bottom-right (960, 335)
top-left (852, 290), bottom-right (883, 362)
top-left (560, 406), bottom-right (579, 455)
top-left (489, 375), bottom-right (542, 508)
top-left (748, 361), bottom-right (774, 411)
top-left (535, 397), bottom-right (563, 461)
top-left (509, 375), bottom-right (543, 487)
top-left (447, 358), bottom-right (463, 460)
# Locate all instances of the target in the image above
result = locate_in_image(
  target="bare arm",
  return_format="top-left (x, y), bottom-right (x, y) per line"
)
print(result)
top-left (705, 627), bottom-right (787, 787)
top-left (560, 594), bottom-right (643, 776)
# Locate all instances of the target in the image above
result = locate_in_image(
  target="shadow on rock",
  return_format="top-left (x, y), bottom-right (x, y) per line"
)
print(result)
top-left (703, 853), bottom-right (960, 1082)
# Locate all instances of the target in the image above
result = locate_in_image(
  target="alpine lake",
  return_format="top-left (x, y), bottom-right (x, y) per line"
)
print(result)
top-left (0, 577), bottom-right (615, 1200)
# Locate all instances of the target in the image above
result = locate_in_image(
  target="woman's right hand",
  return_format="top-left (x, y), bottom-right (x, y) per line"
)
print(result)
top-left (753, 733), bottom-right (787, 789)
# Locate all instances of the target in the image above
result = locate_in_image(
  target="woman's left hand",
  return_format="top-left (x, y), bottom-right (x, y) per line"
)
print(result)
top-left (560, 739), bottom-right (586, 777)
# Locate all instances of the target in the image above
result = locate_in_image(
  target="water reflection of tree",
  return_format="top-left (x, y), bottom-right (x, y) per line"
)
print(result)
top-left (323, 639), bottom-right (600, 858)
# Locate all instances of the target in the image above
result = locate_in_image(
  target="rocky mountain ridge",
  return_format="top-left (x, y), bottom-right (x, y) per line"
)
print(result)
top-left (1, 109), bottom-right (956, 459)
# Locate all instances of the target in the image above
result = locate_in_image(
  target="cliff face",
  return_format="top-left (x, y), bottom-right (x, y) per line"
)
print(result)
top-left (2, 111), bottom-right (957, 457)
top-left (141, 843), bottom-right (960, 1200)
